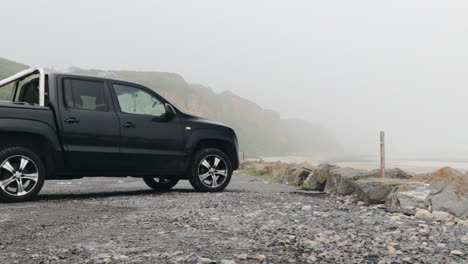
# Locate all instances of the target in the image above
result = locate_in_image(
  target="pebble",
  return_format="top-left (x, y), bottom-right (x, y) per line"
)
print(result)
top-left (302, 239), bottom-right (319, 248)
top-left (414, 209), bottom-right (433, 220)
top-left (432, 211), bottom-right (449, 221)
top-left (252, 254), bottom-right (266, 260)
top-left (235, 254), bottom-right (248, 260)
top-left (387, 246), bottom-right (397, 256)
top-left (198, 257), bottom-right (215, 264)
top-left (97, 253), bottom-right (111, 259)
top-left (461, 234), bottom-right (468, 243)
top-left (460, 220), bottom-right (468, 228)
top-left (3, 176), bottom-right (467, 264)
top-left (450, 250), bottom-right (463, 256)
top-left (220, 260), bottom-right (236, 264)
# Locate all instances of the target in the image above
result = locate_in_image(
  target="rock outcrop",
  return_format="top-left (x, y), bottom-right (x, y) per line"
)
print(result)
top-left (387, 167), bottom-right (468, 217)
top-left (240, 161), bottom-right (468, 217)
top-left (324, 167), bottom-right (369, 195)
top-left (284, 165), bottom-right (314, 186)
top-left (386, 182), bottom-right (431, 208)
top-left (423, 167), bottom-right (468, 217)
top-left (365, 168), bottom-right (414, 179)
top-left (355, 178), bottom-right (408, 204)
top-left (302, 163), bottom-right (337, 191)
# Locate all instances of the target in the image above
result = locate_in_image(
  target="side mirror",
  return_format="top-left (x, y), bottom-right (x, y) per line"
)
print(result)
top-left (164, 103), bottom-right (176, 121)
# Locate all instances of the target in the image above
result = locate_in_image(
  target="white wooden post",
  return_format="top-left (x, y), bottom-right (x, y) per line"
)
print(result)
top-left (380, 131), bottom-right (385, 178)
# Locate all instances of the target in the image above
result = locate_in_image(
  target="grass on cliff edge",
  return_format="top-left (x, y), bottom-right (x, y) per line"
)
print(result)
top-left (239, 164), bottom-right (315, 190)
top-left (238, 166), bottom-right (285, 184)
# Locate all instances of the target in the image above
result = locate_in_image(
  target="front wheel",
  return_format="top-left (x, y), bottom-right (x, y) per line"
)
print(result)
top-left (189, 148), bottom-right (233, 192)
top-left (143, 177), bottom-right (179, 191)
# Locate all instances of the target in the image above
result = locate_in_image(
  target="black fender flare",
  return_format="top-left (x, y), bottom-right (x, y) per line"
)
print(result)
top-left (185, 129), bottom-right (239, 169)
top-left (0, 118), bottom-right (61, 151)
top-left (0, 118), bottom-right (63, 176)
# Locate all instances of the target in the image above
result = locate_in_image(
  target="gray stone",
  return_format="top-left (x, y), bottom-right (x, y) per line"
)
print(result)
top-left (429, 184), bottom-right (468, 217)
top-left (220, 260), bottom-right (236, 264)
top-left (414, 209), bottom-right (433, 220)
top-left (450, 250), bottom-right (463, 256)
top-left (197, 257), bottom-right (215, 264)
top-left (302, 163), bottom-right (337, 191)
top-left (324, 167), bottom-right (369, 195)
top-left (285, 166), bottom-right (314, 186)
top-left (386, 182), bottom-right (431, 209)
top-left (354, 178), bottom-right (408, 204)
top-left (432, 211), bottom-right (450, 221)
top-left (366, 168), bottom-right (414, 179)
top-left (413, 167), bottom-right (468, 217)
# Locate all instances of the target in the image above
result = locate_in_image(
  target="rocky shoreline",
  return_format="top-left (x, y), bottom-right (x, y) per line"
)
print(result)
top-left (240, 161), bottom-right (468, 225)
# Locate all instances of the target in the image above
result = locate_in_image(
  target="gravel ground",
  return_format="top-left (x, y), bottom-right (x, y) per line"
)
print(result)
top-left (0, 174), bottom-right (467, 264)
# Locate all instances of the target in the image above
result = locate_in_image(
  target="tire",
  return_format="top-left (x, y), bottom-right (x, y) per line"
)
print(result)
top-left (143, 177), bottom-right (179, 191)
top-left (0, 147), bottom-right (45, 202)
top-left (188, 148), bottom-right (233, 192)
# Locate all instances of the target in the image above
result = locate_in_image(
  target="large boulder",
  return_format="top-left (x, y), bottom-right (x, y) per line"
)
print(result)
top-left (323, 167), bottom-right (369, 195)
top-left (323, 167), bottom-right (413, 196)
top-left (423, 167), bottom-right (468, 217)
top-left (393, 167), bottom-right (468, 217)
top-left (386, 182), bottom-right (432, 208)
top-left (411, 166), bottom-right (463, 182)
top-left (365, 168), bottom-right (414, 179)
top-left (430, 184), bottom-right (468, 217)
top-left (284, 164), bottom-right (314, 186)
top-left (355, 178), bottom-right (409, 204)
top-left (302, 163), bottom-right (337, 191)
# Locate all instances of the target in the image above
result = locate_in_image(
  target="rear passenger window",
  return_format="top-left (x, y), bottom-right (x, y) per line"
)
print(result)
top-left (63, 79), bottom-right (109, 111)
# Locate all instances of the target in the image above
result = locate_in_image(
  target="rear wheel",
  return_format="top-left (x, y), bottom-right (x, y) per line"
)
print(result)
top-left (189, 148), bottom-right (232, 192)
top-left (143, 177), bottom-right (179, 191)
top-left (0, 147), bottom-right (45, 202)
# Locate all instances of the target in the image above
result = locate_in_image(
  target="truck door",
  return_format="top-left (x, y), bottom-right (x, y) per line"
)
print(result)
top-left (57, 77), bottom-right (121, 173)
top-left (109, 81), bottom-right (185, 175)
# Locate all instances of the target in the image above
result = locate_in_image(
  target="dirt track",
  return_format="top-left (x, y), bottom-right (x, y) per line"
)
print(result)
top-left (0, 174), bottom-right (466, 263)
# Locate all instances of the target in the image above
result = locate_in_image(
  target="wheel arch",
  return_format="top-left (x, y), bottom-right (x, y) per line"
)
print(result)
top-left (0, 119), bottom-right (63, 176)
top-left (186, 129), bottom-right (239, 170)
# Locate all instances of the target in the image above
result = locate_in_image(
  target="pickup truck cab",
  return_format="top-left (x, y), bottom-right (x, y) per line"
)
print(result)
top-left (0, 68), bottom-right (239, 202)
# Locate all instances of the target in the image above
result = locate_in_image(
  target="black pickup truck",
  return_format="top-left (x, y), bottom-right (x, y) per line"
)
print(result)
top-left (0, 68), bottom-right (239, 202)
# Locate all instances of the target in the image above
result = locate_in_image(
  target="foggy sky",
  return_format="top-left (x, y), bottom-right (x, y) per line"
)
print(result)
top-left (2, 0), bottom-right (468, 160)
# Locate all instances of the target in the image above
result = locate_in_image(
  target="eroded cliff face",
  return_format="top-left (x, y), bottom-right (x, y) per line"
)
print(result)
top-left (67, 65), bottom-right (339, 156)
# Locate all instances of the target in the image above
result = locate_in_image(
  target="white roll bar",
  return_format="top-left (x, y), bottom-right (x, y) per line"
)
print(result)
top-left (0, 67), bottom-right (46, 106)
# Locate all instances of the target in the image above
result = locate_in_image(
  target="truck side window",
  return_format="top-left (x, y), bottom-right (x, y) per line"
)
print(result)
top-left (112, 84), bottom-right (166, 117)
top-left (63, 79), bottom-right (109, 112)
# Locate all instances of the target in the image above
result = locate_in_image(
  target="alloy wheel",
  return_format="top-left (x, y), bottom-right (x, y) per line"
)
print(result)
top-left (0, 155), bottom-right (39, 196)
top-left (198, 154), bottom-right (228, 188)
